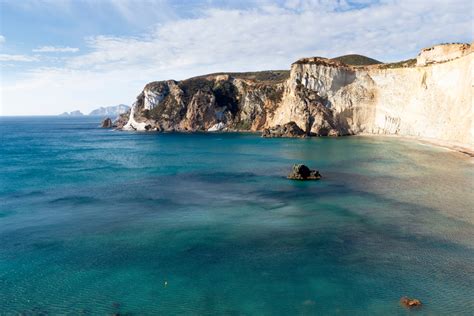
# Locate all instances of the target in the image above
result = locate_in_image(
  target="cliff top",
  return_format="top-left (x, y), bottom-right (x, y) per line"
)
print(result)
top-left (141, 42), bottom-right (472, 93)
top-left (293, 42), bottom-right (471, 70)
top-left (331, 54), bottom-right (382, 66)
top-left (191, 70), bottom-right (290, 83)
top-left (292, 57), bottom-right (350, 68)
top-left (419, 42), bottom-right (471, 54)
top-left (416, 42), bottom-right (471, 66)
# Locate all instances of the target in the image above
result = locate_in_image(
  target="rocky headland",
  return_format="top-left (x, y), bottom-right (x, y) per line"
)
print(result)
top-left (60, 110), bottom-right (84, 116)
top-left (115, 43), bottom-right (473, 153)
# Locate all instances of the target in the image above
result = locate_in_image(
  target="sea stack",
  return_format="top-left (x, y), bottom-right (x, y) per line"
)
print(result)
top-left (100, 117), bottom-right (113, 128)
top-left (287, 164), bottom-right (321, 180)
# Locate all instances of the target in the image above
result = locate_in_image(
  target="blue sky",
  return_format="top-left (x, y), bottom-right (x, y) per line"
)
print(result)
top-left (0, 0), bottom-right (472, 115)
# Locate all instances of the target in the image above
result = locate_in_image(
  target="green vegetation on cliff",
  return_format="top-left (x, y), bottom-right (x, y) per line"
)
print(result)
top-left (378, 58), bottom-right (417, 69)
top-left (331, 54), bottom-right (382, 66)
top-left (191, 70), bottom-right (290, 83)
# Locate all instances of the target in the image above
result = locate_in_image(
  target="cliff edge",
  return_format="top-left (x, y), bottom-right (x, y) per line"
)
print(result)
top-left (117, 43), bottom-right (473, 152)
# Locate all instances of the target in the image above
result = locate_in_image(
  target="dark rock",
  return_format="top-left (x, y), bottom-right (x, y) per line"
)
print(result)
top-left (400, 297), bottom-right (422, 308)
top-left (287, 164), bottom-right (321, 180)
top-left (101, 117), bottom-right (113, 128)
top-left (262, 122), bottom-right (306, 138)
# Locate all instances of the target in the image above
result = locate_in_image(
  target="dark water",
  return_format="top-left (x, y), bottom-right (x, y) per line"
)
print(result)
top-left (1, 116), bottom-right (473, 315)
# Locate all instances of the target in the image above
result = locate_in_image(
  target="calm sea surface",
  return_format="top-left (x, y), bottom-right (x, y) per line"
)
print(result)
top-left (1, 116), bottom-right (473, 315)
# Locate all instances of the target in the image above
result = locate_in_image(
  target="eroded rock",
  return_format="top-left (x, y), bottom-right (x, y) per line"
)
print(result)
top-left (400, 297), bottom-right (422, 308)
top-left (262, 122), bottom-right (306, 138)
top-left (115, 43), bottom-right (472, 149)
top-left (287, 164), bottom-right (321, 180)
top-left (100, 117), bottom-right (113, 128)
top-left (113, 112), bottom-right (130, 129)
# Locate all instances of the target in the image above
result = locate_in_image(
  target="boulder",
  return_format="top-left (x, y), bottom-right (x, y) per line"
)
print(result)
top-left (287, 164), bottom-right (321, 180)
top-left (101, 117), bottom-right (113, 128)
top-left (262, 122), bottom-right (306, 138)
top-left (400, 297), bottom-right (422, 308)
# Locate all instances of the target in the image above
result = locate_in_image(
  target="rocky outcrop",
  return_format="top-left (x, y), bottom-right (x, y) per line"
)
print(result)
top-left (287, 164), bottom-right (321, 180)
top-left (117, 73), bottom-right (285, 133)
top-left (262, 121), bottom-right (306, 138)
top-left (113, 112), bottom-right (130, 129)
top-left (400, 297), bottom-right (422, 308)
top-left (118, 43), bottom-right (473, 151)
top-left (416, 43), bottom-right (470, 66)
top-left (100, 117), bottom-right (113, 128)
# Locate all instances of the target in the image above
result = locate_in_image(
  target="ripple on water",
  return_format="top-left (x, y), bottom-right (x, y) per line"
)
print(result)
top-left (0, 117), bottom-right (473, 314)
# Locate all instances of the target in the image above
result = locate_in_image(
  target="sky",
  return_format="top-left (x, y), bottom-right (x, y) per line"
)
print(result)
top-left (0, 0), bottom-right (472, 115)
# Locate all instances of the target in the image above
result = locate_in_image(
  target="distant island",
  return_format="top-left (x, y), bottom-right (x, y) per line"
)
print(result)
top-left (88, 104), bottom-right (130, 116)
top-left (59, 110), bottom-right (84, 116)
top-left (59, 104), bottom-right (129, 117)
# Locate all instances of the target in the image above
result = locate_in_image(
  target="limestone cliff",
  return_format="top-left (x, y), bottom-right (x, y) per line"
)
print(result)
top-left (118, 43), bottom-right (473, 150)
top-left (119, 72), bottom-right (287, 132)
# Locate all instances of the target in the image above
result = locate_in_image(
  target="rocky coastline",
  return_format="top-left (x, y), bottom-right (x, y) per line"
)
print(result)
top-left (112, 42), bottom-right (473, 153)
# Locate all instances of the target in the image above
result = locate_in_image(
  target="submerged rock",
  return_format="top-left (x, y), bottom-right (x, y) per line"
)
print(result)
top-left (287, 164), bottom-right (321, 180)
top-left (262, 122), bottom-right (306, 138)
top-left (100, 117), bottom-right (113, 128)
top-left (400, 297), bottom-right (422, 308)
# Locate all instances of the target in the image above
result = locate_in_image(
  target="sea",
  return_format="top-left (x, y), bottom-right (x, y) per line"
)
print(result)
top-left (1, 116), bottom-right (473, 315)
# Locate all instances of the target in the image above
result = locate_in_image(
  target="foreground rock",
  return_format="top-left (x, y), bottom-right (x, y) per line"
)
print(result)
top-left (287, 164), bottom-right (321, 180)
top-left (400, 297), bottom-right (422, 308)
top-left (100, 117), bottom-right (113, 128)
top-left (262, 122), bottom-right (306, 138)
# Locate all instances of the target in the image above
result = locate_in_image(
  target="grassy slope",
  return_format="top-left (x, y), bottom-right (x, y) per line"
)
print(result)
top-left (190, 70), bottom-right (290, 83)
top-left (331, 54), bottom-right (382, 66)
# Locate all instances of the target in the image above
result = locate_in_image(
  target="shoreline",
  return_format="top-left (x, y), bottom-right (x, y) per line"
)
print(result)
top-left (357, 133), bottom-right (474, 158)
top-left (113, 123), bottom-right (474, 158)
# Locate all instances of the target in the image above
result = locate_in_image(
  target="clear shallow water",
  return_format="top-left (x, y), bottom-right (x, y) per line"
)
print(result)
top-left (1, 116), bottom-right (473, 315)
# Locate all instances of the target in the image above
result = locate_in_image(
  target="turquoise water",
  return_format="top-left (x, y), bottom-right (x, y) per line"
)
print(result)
top-left (1, 116), bottom-right (473, 315)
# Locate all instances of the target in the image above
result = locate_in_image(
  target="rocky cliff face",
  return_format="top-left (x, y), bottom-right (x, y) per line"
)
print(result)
top-left (119, 72), bottom-right (287, 132)
top-left (118, 43), bottom-right (473, 150)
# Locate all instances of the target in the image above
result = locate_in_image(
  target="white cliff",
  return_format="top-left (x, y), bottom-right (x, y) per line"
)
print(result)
top-left (119, 42), bottom-right (472, 152)
top-left (267, 43), bottom-right (473, 150)
top-left (122, 102), bottom-right (148, 131)
top-left (144, 89), bottom-right (166, 110)
top-left (416, 43), bottom-right (471, 66)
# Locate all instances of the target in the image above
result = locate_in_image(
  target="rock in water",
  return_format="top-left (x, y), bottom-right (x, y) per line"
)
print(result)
top-left (101, 117), bottom-right (113, 128)
top-left (400, 297), bottom-right (422, 308)
top-left (262, 122), bottom-right (306, 138)
top-left (287, 164), bottom-right (321, 180)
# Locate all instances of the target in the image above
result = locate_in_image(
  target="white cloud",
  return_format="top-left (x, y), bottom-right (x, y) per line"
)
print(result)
top-left (0, 54), bottom-right (38, 62)
top-left (0, 35), bottom-right (5, 44)
top-left (33, 46), bottom-right (79, 53)
top-left (1, 0), bottom-right (472, 115)
top-left (65, 0), bottom-right (472, 72)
